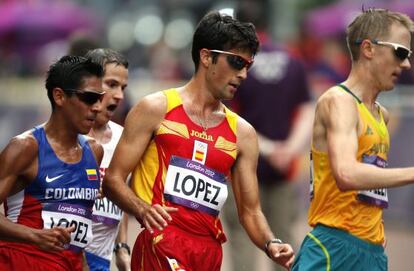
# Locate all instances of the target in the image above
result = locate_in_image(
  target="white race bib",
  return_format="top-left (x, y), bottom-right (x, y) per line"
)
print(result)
top-left (92, 197), bottom-right (123, 226)
top-left (357, 155), bottom-right (388, 208)
top-left (42, 203), bottom-right (93, 251)
top-left (164, 156), bottom-right (228, 216)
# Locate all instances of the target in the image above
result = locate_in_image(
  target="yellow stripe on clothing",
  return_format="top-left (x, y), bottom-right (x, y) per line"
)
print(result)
top-left (307, 232), bottom-right (331, 271)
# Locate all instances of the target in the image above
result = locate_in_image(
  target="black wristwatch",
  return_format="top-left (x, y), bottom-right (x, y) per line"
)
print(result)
top-left (114, 242), bottom-right (131, 255)
top-left (264, 238), bottom-right (283, 258)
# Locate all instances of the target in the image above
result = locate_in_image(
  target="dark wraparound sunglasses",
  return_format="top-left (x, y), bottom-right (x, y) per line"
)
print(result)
top-left (355, 39), bottom-right (412, 61)
top-left (372, 40), bottom-right (412, 61)
top-left (65, 89), bottom-right (106, 105)
top-left (208, 49), bottom-right (254, 70)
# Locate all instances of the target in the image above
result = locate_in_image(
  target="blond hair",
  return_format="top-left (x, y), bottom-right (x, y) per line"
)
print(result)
top-left (347, 8), bottom-right (414, 61)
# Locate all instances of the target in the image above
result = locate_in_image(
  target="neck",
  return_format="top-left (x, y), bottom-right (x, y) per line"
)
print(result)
top-left (342, 63), bottom-right (380, 105)
top-left (89, 122), bottom-right (112, 144)
top-left (44, 115), bottom-right (79, 148)
top-left (181, 77), bottom-right (222, 113)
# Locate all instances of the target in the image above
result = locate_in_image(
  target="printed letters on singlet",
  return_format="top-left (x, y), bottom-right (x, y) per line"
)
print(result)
top-left (42, 202), bottom-right (93, 251)
top-left (164, 156), bottom-right (228, 216)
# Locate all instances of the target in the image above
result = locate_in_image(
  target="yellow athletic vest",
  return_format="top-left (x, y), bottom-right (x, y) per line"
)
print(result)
top-left (308, 85), bottom-right (389, 244)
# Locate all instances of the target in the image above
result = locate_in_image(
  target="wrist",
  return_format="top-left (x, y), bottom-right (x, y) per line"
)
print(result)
top-left (114, 242), bottom-right (131, 255)
top-left (264, 238), bottom-right (283, 258)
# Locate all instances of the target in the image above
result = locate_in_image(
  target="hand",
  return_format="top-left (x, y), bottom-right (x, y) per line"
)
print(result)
top-left (115, 248), bottom-right (131, 271)
top-left (32, 226), bottom-right (75, 251)
top-left (267, 142), bottom-right (296, 173)
top-left (267, 242), bottom-right (295, 270)
top-left (139, 203), bottom-right (178, 234)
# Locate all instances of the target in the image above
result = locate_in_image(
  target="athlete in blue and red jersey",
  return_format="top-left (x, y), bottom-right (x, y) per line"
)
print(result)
top-left (0, 55), bottom-right (104, 271)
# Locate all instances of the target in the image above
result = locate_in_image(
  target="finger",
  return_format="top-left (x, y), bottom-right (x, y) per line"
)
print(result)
top-left (164, 206), bottom-right (179, 213)
top-left (153, 204), bottom-right (178, 215)
top-left (286, 255), bottom-right (295, 268)
top-left (151, 205), bottom-right (173, 224)
top-left (143, 219), bottom-right (154, 234)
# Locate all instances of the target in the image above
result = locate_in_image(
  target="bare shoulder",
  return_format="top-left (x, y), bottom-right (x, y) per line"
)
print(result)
top-left (85, 136), bottom-right (104, 162)
top-left (236, 116), bottom-right (258, 149)
top-left (0, 130), bottom-right (38, 174)
top-left (316, 86), bottom-right (358, 123)
top-left (4, 131), bottom-right (38, 159)
top-left (128, 91), bottom-right (167, 120)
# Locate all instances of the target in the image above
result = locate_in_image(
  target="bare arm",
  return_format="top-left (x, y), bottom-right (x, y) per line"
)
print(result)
top-left (318, 90), bottom-right (414, 191)
top-left (264, 102), bottom-right (314, 172)
top-left (231, 118), bottom-right (294, 269)
top-left (0, 134), bottom-right (73, 250)
top-left (114, 214), bottom-right (130, 271)
top-left (88, 137), bottom-right (104, 167)
top-left (103, 92), bottom-right (177, 233)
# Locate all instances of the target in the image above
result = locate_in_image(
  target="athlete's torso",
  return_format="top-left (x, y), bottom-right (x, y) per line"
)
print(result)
top-left (131, 88), bottom-right (238, 241)
top-left (308, 85), bottom-right (389, 244)
top-left (2, 126), bottom-right (100, 269)
top-left (86, 121), bottom-right (124, 260)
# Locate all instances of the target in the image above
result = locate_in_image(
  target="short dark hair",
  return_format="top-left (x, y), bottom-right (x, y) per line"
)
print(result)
top-left (45, 55), bottom-right (104, 109)
top-left (191, 11), bottom-right (259, 71)
top-left (85, 48), bottom-right (129, 73)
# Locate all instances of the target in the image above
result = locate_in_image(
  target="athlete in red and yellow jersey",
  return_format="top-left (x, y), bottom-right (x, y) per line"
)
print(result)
top-left (131, 88), bottom-right (237, 242)
top-left (103, 11), bottom-right (294, 271)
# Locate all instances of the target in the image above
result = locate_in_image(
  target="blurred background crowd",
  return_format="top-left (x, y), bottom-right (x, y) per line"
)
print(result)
top-left (1, 0), bottom-right (414, 270)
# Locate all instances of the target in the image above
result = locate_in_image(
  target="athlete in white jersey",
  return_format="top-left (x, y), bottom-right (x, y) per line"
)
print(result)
top-left (84, 48), bottom-right (130, 271)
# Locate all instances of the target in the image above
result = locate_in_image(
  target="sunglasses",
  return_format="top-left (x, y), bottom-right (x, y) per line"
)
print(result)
top-left (372, 40), bottom-right (412, 61)
top-left (208, 49), bottom-right (254, 70)
top-left (65, 89), bottom-right (105, 105)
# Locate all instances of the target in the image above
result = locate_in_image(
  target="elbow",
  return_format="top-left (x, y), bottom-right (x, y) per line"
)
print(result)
top-left (334, 168), bottom-right (355, 192)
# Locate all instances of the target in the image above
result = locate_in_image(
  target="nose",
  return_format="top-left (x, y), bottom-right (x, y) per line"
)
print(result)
top-left (91, 99), bottom-right (102, 113)
top-left (113, 87), bottom-right (125, 101)
top-left (401, 57), bottom-right (411, 69)
top-left (237, 67), bottom-right (248, 80)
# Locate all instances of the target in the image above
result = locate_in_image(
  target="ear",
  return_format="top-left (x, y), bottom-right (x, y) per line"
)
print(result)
top-left (53, 88), bottom-right (66, 107)
top-left (360, 39), bottom-right (375, 60)
top-left (199, 48), bottom-right (212, 69)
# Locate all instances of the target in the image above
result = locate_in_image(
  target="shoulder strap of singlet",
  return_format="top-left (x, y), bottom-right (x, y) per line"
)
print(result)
top-left (337, 84), bottom-right (362, 104)
top-left (163, 88), bottom-right (182, 113)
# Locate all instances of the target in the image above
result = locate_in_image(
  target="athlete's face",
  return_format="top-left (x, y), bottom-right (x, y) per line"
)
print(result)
top-left (205, 48), bottom-right (253, 100)
top-left (371, 23), bottom-right (412, 91)
top-left (95, 63), bottom-right (128, 127)
top-left (65, 76), bottom-right (103, 134)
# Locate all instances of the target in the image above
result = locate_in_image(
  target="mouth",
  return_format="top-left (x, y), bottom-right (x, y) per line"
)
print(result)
top-left (229, 82), bottom-right (239, 90)
top-left (107, 104), bottom-right (118, 112)
top-left (106, 104), bottom-right (118, 113)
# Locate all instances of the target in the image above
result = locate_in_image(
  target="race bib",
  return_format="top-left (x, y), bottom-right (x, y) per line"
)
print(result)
top-left (92, 197), bottom-right (123, 226)
top-left (42, 203), bottom-right (93, 251)
top-left (164, 156), bottom-right (228, 216)
top-left (357, 155), bottom-right (388, 208)
top-left (309, 152), bottom-right (314, 200)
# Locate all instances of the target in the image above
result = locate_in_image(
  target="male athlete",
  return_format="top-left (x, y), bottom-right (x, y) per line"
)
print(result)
top-left (0, 55), bottom-right (104, 271)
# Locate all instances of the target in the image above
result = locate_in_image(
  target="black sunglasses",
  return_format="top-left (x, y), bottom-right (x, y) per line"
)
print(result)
top-left (372, 40), bottom-right (412, 61)
top-left (355, 39), bottom-right (412, 61)
top-left (208, 49), bottom-right (254, 70)
top-left (64, 89), bottom-right (105, 105)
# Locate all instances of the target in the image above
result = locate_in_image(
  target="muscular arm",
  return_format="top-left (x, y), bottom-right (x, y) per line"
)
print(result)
top-left (103, 92), bottom-right (176, 233)
top-left (231, 118), bottom-right (294, 268)
top-left (318, 90), bottom-right (414, 191)
top-left (0, 134), bottom-right (72, 250)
